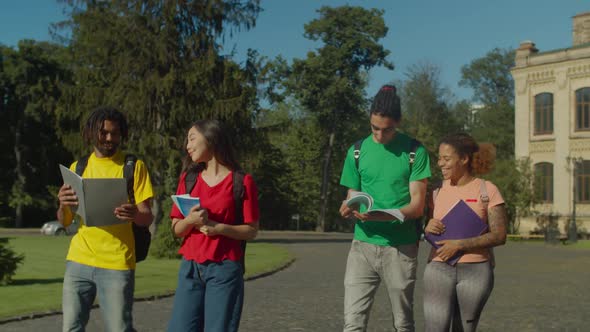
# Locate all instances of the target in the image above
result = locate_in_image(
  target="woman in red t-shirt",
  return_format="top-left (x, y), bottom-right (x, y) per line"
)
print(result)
top-left (423, 133), bottom-right (507, 332)
top-left (167, 120), bottom-right (260, 332)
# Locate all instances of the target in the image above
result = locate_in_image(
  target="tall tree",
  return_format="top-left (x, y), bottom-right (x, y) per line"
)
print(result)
top-left (282, 6), bottom-right (393, 231)
top-left (53, 0), bottom-right (262, 226)
top-left (399, 61), bottom-right (462, 179)
top-left (460, 48), bottom-right (515, 159)
top-left (487, 158), bottom-right (537, 233)
top-left (401, 62), bottom-right (459, 142)
top-left (0, 40), bottom-right (70, 227)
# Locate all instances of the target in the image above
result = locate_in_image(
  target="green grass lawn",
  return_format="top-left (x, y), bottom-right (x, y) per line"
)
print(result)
top-left (0, 236), bottom-right (292, 320)
top-left (564, 239), bottom-right (590, 249)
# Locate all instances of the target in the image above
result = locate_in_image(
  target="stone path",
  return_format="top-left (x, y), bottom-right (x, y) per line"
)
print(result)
top-left (2, 232), bottom-right (589, 331)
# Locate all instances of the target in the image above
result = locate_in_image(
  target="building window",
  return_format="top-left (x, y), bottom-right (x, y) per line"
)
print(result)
top-left (534, 93), bottom-right (553, 135)
top-left (575, 88), bottom-right (590, 131)
top-left (576, 160), bottom-right (590, 203)
top-left (535, 162), bottom-right (553, 203)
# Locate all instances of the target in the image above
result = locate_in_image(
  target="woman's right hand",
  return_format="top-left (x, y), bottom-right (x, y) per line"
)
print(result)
top-left (184, 205), bottom-right (208, 228)
top-left (425, 218), bottom-right (445, 235)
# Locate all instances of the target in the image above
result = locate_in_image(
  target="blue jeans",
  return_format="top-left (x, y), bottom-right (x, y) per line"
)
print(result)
top-left (344, 240), bottom-right (418, 332)
top-left (62, 261), bottom-right (135, 332)
top-left (167, 258), bottom-right (244, 332)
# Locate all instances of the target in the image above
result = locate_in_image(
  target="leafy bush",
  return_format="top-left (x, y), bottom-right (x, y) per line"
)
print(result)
top-left (150, 222), bottom-right (182, 259)
top-left (0, 238), bottom-right (25, 285)
top-left (149, 199), bottom-right (182, 259)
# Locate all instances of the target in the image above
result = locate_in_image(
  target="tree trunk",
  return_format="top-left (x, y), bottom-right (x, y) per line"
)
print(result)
top-left (317, 131), bottom-right (335, 232)
top-left (14, 118), bottom-right (25, 228)
top-left (150, 194), bottom-right (163, 236)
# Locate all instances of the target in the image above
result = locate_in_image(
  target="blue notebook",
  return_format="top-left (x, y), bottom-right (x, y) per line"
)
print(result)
top-left (171, 194), bottom-right (200, 217)
top-left (425, 199), bottom-right (489, 265)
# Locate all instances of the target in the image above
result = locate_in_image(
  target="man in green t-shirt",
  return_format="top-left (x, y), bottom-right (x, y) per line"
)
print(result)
top-left (339, 84), bottom-right (431, 332)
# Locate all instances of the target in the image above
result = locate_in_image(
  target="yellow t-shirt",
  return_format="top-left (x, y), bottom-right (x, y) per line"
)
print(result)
top-left (66, 151), bottom-right (154, 270)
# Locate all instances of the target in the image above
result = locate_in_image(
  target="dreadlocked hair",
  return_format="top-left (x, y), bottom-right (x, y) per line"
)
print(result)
top-left (82, 106), bottom-right (128, 145)
top-left (370, 84), bottom-right (402, 121)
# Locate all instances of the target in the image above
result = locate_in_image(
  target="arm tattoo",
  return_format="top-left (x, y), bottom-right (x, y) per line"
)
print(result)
top-left (457, 204), bottom-right (508, 251)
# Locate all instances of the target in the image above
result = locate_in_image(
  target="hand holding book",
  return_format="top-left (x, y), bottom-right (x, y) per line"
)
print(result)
top-left (424, 199), bottom-right (489, 265)
top-left (344, 191), bottom-right (405, 222)
top-left (433, 239), bottom-right (464, 264)
top-left (171, 194), bottom-right (201, 217)
top-left (59, 164), bottom-right (128, 227)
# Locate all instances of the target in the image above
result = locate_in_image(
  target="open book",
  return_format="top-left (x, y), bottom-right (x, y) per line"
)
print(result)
top-left (171, 194), bottom-right (200, 217)
top-left (59, 165), bottom-right (128, 227)
top-left (345, 191), bottom-right (405, 222)
top-left (424, 199), bottom-right (489, 265)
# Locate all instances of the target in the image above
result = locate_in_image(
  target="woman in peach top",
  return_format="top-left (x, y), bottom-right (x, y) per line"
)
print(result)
top-left (423, 133), bottom-right (508, 332)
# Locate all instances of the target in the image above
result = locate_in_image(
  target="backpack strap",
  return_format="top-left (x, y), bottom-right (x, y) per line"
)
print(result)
top-left (353, 139), bottom-right (363, 170)
top-left (123, 154), bottom-right (137, 204)
top-left (354, 138), bottom-right (421, 173)
top-left (432, 187), bottom-right (440, 204)
top-left (233, 170), bottom-right (246, 273)
top-left (122, 154), bottom-right (150, 263)
top-left (75, 154), bottom-right (137, 204)
top-left (75, 155), bottom-right (90, 177)
top-left (184, 169), bottom-right (199, 195)
top-left (233, 171), bottom-right (245, 225)
top-left (479, 179), bottom-right (489, 211)
top-left (425, 181), bottom-right (442, 229)
top-left (182, 169), bottom-right (245, 226)
top-left (432, 180), bottom-right (488, 212)
top-left (409, 138), bottom-right (421, 173)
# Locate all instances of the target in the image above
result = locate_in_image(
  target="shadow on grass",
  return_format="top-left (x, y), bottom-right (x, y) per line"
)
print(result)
top-left (10, 278), bottom-right (64, 286)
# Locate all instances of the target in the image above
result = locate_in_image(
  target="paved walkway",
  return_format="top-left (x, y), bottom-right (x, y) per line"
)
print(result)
top-left (2, 232), bottom-right (589, 331)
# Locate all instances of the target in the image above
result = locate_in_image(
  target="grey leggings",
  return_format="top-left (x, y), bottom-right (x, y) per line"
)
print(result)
top-left (423, 261), bottom-right (494, 332)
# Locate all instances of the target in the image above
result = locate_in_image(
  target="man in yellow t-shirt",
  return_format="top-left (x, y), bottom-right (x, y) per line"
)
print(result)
top-left (57, 106), bottom-right (154, 332)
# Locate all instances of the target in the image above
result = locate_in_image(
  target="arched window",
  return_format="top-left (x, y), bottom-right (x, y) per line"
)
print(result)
top-left (534, 93), bottom-right (553, 135)
top-left (576, 160), bottom-right (590, 203)
top-left (575, 88), bottom-right (590, 131)
top-left (535, 162), bottom-right (553, 203)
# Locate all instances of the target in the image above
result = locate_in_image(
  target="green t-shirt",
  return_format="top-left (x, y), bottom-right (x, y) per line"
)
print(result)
top-left (340, 132), bottom-right (431, 246)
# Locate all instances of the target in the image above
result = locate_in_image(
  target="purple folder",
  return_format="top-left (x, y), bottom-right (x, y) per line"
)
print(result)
top-left (425, 199), bottom-right (489, 265)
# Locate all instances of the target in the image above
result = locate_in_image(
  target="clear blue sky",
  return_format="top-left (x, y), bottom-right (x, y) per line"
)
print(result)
top-left (1, 0), bottom-right (589, 101)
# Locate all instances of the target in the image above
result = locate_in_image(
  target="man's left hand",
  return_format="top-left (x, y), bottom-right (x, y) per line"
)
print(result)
top-left (352, 210), bottom-right (393, 222)
top-left (114, 203), bottom-right (138, 221)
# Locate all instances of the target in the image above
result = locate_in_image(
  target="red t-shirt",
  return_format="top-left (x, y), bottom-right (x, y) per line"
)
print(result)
top-left (170, 171), bottom-right (260, 263)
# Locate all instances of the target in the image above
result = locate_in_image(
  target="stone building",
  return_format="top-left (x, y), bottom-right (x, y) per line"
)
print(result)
top-left (511, 12), bottom-right (590, 237)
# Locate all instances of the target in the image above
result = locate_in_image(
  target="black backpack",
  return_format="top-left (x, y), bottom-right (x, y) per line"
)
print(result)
top-left (353, 138), bottom-right (421, 171)
top-left (184, 168), bottom-right (247, 273)
top-left (75, 154), bottom-right (151, 263)
top-left (352, 138), bottom-right (424, 238)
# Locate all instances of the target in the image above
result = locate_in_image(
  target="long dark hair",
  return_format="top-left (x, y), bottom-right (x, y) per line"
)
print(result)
top-left (182, 119), bottom-right (242, 173)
